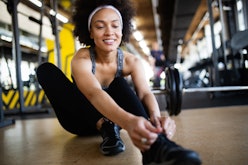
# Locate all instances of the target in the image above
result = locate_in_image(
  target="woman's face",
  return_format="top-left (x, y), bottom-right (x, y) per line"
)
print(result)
top-left (90, 8), bottom-right (123, 51)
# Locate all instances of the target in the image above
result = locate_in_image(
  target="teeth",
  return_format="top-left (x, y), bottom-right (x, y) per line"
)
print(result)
top-left (104, 39), bottom-right (114, 43)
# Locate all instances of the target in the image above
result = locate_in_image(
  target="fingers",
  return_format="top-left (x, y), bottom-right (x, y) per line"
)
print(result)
top-left (133, 132), bottom-right (157, 152)
top-left (152, 117), bottom-right (161, 128)
top-left (129, 119), bottom-right (158, 152)
top-left (146, 119), bottom-right (162, 133)
top-left (149, 115), bottom-right (163, 133)
top-left (161, 116), bottom-right (176, 139)
top-left (134, 136), bottom-right (152, 152)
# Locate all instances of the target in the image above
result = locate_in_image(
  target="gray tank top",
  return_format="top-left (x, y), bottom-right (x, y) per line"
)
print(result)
top-left (89, 47), bottom-right (124, 77)
top-left (72, 48), bottom-right (124, 89)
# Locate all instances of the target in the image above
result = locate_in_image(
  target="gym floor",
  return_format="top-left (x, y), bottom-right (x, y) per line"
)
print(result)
top-left (0, 92), bottom-right (248, 165)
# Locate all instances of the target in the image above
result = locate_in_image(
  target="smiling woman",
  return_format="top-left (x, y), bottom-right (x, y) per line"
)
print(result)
top-left (72, 0), bottom-right (135, 47)
top-left (36, 0), bottom-right (202, 164)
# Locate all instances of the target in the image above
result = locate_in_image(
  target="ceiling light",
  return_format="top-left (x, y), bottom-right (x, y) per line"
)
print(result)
top-left (29, 0), bottom-right (68, 23)
top-left (49, 9), bottom-right (69, 23)
top-left (133, 31), bottom-right (143, 41)
top-left (56, 13), bottom-right (69, 23)
top-left (139, 40), bottom-right (150, 55)
top-left (139, 40), bottom-right (146, 48)
top-left (29, 0), bottom-right (42, 7)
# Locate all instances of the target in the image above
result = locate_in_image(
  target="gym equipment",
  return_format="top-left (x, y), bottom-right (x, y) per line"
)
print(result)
top-left (0, 86), bottom-right (15, 128)
top-left (154, 0), bottom-right (248, 116)
top-left (164, 67), bottom-right (177, 116)
top-left (50, 0), bottom-right (62, 69)
top-left (7, 0), bottom-right (25, 112)
top-left (165, 67), bottom-right (183, 116)
top-left (153, 67), bottom-right (248, 116)
top-left (0, 0), bottom-right (52, 119)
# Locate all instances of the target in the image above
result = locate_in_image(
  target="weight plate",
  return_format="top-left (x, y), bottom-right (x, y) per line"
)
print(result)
top-left (165, 67), bottom-right (177, 116)
top-left (173, 68), bottom-right (183, 115)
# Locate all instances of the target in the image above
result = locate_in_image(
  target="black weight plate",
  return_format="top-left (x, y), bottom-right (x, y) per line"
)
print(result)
top-left (165, 67), bottom-right (171, 115)
top-left (173, 68), bottom-right (183, 115)
top-left (165, 67), bottom-right (177, 116)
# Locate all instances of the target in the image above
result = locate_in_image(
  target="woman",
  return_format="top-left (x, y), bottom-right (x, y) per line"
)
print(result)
top-left (150, 42), bottom-right (166, 88)
top-left (36, 0), bottom-right (201, 164)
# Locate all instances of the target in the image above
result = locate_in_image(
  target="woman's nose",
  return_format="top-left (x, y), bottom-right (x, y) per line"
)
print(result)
top-left (104, 26), bottom-right (114, 35)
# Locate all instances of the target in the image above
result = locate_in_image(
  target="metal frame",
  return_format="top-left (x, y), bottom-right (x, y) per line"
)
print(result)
top-left (9, 0), bottom-right (25, 113)
top-left (1, 0), bottom-right (50, 115)
top-left (207, 0), bottom-right (220, 86)
top-left (51, 0), bottom-right (61, 69)
top-left (0, 86), bottom-right (15, 128)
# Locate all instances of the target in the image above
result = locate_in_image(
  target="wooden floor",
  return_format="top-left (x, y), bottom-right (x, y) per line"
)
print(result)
top-left (1, 105), bottom-right (248, 165)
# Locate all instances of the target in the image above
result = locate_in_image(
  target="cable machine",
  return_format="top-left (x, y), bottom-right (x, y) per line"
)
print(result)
top-left (0, 0), bottom-right (64, 126)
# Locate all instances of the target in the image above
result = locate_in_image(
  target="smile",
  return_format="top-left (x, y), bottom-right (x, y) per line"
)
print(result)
top-left (103, 39), bottom-right (115, 43)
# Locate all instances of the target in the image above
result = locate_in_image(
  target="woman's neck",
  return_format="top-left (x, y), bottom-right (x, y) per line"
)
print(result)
top-left (94, 47), bottom-right (118, 64)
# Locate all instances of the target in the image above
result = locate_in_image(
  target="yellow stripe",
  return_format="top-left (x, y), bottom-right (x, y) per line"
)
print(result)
top-left (30, 91), bottom-right (37, 105)
top-left (25, 90), bottom-right (33, 106)
top-left (2, 90), bottom-right (15, 105)
top-left (38, 90), bottom-right (45, 103)
top-left (9, 91), bottom-right (19, 109)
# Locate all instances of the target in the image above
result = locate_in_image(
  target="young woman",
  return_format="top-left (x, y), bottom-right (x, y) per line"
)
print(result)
top-left (36, 0), bottom-right (201, 164)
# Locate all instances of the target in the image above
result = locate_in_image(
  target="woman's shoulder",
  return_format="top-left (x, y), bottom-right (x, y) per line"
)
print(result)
top-left (71, 47), bottom-right (92, 67)
top-left (122, 49), bottom-right (143, 75)
top-left (122, 50), bottom-right (141, 64)
top-left (73, 47), bottom-right (91, 59)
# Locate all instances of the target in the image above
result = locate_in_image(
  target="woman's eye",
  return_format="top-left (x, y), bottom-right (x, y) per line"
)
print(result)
top-left (96, 26), bottom-right (104, 29)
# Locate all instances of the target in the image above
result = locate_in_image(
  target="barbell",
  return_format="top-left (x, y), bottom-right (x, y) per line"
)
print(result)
top-left (152, 67), bottom-right (248, 116)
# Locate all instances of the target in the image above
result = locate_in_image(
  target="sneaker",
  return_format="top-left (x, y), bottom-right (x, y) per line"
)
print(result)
top-left (142, 134), bottom-right (202, 165)
top-left (99, 118), bottom-right (125, 156)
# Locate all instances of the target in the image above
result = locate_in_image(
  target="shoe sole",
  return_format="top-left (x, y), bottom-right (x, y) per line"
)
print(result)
top-left (100, 145), bottom-right (126, 156)
top-left (144, 160), bottom-right (201, 165)
top-left (143, 150), bottom-right (202, 165)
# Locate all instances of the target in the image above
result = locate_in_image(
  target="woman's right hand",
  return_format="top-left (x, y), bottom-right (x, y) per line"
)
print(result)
top-left (124, 116), bottom-right (160, 152)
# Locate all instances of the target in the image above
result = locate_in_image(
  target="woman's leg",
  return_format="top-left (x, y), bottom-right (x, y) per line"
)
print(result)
top-left (98, 77), bottom-right (149, 156)
top-left (106, 77), bottom-right (149, 119)
top-left (36, 62), bottom-right (102, 135)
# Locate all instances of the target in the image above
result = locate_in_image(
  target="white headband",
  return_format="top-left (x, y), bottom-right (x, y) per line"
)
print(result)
top-left (88, 5), bottom-right (123, 31)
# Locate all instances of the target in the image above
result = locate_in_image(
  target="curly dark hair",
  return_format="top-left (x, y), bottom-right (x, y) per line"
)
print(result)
top-left (72, 0), bottom-right (136, 46)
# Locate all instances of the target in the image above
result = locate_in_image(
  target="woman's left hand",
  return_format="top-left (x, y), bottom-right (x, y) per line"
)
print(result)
top-left (150, 115), bottom-right (176, 139)
top-left (160, 116), bottom-right (176, 139)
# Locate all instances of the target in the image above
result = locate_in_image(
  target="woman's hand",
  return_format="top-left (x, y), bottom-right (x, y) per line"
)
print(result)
top-left (124, 116), bottom-right (160, 152)
top-left (124, 115), bottom-right (176, 152)
top-left (150, 114), bottom-right (176, 140)
top-left (159, 116), bottom-right (176, 139)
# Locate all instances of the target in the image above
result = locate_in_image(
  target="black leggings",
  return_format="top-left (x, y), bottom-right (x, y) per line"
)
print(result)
top-left (36, 62), bottom-right (149, 136)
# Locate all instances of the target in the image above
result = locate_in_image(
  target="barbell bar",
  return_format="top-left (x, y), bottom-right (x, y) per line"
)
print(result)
top-left (153, 85), bottom-right (248, 94)
top-left (183, 86), bottom-right (248, 93)
top-left (152, 67), bottom-right (248, 116)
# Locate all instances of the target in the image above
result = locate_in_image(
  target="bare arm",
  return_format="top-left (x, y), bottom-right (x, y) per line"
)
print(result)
top-left (126, 54), bottom-right (176, 138)
top-left (126, 54), bottom-right (161, 122)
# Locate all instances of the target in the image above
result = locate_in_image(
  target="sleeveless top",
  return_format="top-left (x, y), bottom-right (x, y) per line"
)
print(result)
top-left (89, 47), bottom-right (124, 89)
